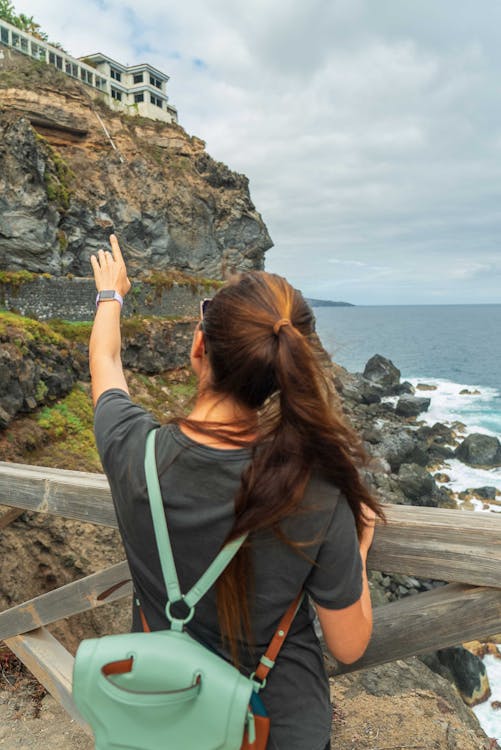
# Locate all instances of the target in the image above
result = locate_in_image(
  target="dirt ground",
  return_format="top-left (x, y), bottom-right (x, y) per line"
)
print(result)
top-left (0, 656), bottom-right (495, 749)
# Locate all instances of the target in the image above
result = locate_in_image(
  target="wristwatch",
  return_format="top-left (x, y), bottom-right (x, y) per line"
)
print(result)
top-left (95, 290), bottom-right (124, 308)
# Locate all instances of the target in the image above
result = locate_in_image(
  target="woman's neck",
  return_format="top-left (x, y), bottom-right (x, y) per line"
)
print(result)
top-left (180, 390), bottom-right (258, 448)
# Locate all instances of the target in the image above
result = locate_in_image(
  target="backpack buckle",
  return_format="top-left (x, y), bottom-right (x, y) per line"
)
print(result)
top-left (249, 671), bottom-right (267, 692)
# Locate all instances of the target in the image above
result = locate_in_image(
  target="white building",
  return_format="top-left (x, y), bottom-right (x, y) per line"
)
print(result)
top-left (0, 18), bottom-right (178, 124)
top-left (81, 53), bottom-right (177, 124)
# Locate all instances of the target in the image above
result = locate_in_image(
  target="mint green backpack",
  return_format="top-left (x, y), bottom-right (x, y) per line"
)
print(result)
top-left (73, 428), bottom-right (301, 750)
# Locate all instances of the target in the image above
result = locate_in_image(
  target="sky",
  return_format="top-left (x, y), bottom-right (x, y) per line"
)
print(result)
top-left (12, 0), bottom-right (501, 305)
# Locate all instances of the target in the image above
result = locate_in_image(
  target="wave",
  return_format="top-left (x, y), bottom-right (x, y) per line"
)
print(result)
top-left (404, 376), bottom-right (501, 437)
top-left (381, 376), bottom-right (501, 512)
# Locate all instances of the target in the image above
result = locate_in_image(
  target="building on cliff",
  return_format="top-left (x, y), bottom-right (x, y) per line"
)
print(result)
top-left (0, 18), bottom-right (178, 124)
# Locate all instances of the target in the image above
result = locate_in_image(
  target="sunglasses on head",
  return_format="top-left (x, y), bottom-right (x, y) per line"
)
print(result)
top-left (200, 298), bottom-right (212, 318)
top-left (199, 298), bottom-right (212, 332)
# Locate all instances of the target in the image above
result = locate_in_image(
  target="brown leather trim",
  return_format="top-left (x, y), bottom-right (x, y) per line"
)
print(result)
top-left (102, 657), bottom-right (133, 676)
top-left (254, 592), bottom-right (303, 682)
top-left (97, 579), bottom-right (131, 601)
top-left (241, 715), bottom-right (270, 750)
top-left (139, 605), bottom-right (151, 633)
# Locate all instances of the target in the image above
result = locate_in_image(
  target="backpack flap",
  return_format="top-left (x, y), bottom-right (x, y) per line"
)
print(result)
top-left (73, 628), bottom-right (254, 750)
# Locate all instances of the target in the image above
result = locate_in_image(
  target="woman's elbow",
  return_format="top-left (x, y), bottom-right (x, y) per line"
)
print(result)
top-left (317, 603), bottom-right (372, 664)
top-left (328, 634), bottom-right (371, 665)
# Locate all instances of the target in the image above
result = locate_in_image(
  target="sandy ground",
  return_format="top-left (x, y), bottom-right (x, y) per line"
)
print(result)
top-left (0, 657), bottom-right (495, 750)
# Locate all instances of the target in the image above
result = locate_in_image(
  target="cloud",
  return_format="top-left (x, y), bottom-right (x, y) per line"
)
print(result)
top-left (13, 0), bottom-right (501, 304)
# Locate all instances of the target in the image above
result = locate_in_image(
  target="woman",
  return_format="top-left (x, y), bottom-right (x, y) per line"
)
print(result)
top-left (90, 235), bottom-right (383, 750)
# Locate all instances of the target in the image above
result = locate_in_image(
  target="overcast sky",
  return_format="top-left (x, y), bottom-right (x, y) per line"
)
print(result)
top-left (13, 0), bottom-right (501, 304)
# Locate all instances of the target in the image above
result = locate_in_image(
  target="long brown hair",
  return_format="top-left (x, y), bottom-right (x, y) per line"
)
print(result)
top-left (180, 271), bottom-right (383, 664)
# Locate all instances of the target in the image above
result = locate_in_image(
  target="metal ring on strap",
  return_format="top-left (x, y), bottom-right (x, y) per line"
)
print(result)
top-left (165, 599), bottom-right (195, 626)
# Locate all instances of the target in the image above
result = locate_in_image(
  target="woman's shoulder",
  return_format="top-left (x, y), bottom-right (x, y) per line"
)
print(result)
top-left (301, 472), bottom-right (345, 513)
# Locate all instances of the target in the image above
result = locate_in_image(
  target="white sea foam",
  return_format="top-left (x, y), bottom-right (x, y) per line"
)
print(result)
top-left (405, 377), bottom-right (501, 437)
top-left (393, 377), bottom-right (501, 742)
top-left (472, 653), bottom-right (501, 743)
top-left (431, 458), bottom-right (501, 513)
top-left (382, 377), bottom-right (501, 512)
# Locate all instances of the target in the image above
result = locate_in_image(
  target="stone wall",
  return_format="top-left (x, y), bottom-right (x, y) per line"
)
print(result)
top-left (0, 276), bottom-right (205, 321)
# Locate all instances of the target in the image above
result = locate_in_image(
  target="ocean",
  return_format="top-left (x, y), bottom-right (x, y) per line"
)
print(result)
top-left (314, 303), bottom-right (501, 742)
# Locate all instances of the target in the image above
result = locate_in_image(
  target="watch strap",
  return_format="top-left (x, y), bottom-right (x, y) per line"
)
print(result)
top-left (96, 290), bottom-right (123, 308)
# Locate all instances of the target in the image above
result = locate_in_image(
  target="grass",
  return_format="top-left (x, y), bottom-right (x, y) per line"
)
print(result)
top-left (141, 269), bottom-right (223, 296)
top-left (34, 384), bottom-right (100, 471)
top-left (0, 270), bottom-right (37, 289)
top-left (0, 311), bottom-right (65, 347)
top-left (49, 319), bottom-right (93, 344)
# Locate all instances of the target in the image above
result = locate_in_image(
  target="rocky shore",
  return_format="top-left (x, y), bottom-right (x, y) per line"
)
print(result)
top-left (330, 352), bottom-right (500, 722)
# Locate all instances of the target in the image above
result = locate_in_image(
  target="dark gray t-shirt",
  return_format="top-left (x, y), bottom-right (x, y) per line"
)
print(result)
top-left (94, 389), bottom-right (363, 750)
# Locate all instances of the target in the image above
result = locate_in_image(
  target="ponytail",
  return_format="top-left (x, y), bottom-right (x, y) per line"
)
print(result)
top-left (179, 272), bottom-right (383, 665)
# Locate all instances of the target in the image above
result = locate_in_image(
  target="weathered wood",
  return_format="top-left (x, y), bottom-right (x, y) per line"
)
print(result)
top-left (4, 627), bottom-right (90, 732)
top-left (1, 461), bottom-right (500, 586)
top-left (367, 504), bottom-right (501, 588)
top-left (0, 507), bottom-right (24, 529)
top-left (0, 461), bottom-right (117, 527)
top-left (0, 561), bottom-right (131, 641)
top-left (335, 582), bottom-right (501, 674)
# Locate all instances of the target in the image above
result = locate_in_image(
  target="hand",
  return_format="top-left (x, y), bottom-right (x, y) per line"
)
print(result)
top-left (359, 504), bottom-right (376, 558)
top-left (90, 235), bottom-right (131, 298)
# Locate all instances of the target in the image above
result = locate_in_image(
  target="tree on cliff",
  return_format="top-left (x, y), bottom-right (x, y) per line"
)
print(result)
top-left (0, 0), bottom-right (62, 45)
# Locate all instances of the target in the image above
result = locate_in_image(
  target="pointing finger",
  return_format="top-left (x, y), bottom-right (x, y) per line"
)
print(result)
top-left (109, 234), bottom-right (124, 264)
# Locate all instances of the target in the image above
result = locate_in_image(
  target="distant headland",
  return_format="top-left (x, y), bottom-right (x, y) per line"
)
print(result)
top-left (306, 298), bottom-right (354, 307)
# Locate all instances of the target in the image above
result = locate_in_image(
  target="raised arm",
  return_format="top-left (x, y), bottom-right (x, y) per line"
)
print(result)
top-left (89, 235), bottom-right (131, 406)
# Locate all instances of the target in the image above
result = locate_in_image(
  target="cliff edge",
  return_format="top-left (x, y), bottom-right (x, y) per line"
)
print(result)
top-left (0, 49), bottom-right (272, 279)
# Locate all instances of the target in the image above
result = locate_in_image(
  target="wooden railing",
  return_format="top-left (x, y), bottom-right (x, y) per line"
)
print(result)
top-left (0, 460), bottom-right (500, 733)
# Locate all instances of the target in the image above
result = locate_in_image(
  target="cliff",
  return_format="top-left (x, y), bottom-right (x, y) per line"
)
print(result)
top-left (0, 49), bottom-right (272, 279)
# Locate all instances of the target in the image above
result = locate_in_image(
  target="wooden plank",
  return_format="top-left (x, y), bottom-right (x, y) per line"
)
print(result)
top-left (4, 627), bottom-right (91, 732)
top-left (0, 561), bottom-right (131, 641)
top-left (367, 504), bottom-right (501, 588)
top-left (334, 582), bottom-right (501, 675)
top-left (0, 460), bottom-right (500, 587)
top-left (0, 461), bottom-right (117, 528)
top-left (0, 507), bottom-right (24, 529)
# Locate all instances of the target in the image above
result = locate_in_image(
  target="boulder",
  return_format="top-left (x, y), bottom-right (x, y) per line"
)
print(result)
top-left (373, 429), bottom-right (418, 471)
top-left (392, 380), bottom-right (414, 395)
top-left (395, 395), bottom-right (431, 417)
top-left (455, 433), bottom-right (501, 467)
top-left (472, 486), bottom-right (498, 500)
top-left (338, 373), bottom-right (384, 405)
top-left (362, 354), bottom-right (400, 391)
top-left (436, 646), bottom-right (491, 707)
top-left (397, 463), bottom-right (439, 506)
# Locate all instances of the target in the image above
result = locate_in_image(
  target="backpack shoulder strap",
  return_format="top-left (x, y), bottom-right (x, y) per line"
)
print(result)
top-left (144, 429), bottom-right (247, 623)
top-left (252, 592), bottom-right (304, 689)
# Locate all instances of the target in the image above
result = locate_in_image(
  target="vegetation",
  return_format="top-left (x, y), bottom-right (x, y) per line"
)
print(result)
top-left (35, 384), bottom-right (100, 471)
top-left (0, 270), bottom-right (37, 289)
top-left (141, 269), bottom-right (223, 296)
top-left (0, 310), bottom-right (65, 347)
top-left (49, 319), bottom-right (93, 344)
top-left (43, 143), bottom-right (75, 211)
top-left (0, 0), bottom-right (65, 49)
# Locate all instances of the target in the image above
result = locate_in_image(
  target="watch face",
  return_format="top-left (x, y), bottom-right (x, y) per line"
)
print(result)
top-left (99, 290), bottom-right (115, 300)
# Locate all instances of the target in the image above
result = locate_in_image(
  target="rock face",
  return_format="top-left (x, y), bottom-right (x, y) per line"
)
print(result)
top-left (0, 314), bottom-right (194, 425)
top-left (455, 432), bottom-right (501, 467)
top-left (0, 51), bottom-right (272, 279)
top-left (329, 658), bottom-right (491, 749)
top-left (0, 322), bottom-right (80, 427)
